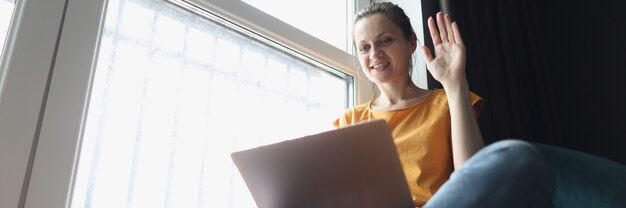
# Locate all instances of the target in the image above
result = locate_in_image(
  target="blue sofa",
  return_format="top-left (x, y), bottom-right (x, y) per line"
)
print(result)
top-left (531, 143), bottom-right (626, 208)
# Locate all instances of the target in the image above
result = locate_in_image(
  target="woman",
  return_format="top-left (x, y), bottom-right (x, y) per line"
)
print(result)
top-left (334, 2), bottom-right (555, 207)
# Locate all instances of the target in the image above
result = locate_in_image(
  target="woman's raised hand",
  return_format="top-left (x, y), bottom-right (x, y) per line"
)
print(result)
top-left (421, 12), bottom-right (468, 90)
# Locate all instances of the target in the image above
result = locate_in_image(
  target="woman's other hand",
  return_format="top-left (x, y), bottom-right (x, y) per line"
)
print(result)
top-left (421, 12), bottom-right (467, 91)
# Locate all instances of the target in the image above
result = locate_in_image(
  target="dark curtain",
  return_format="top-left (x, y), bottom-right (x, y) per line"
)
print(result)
top-left (540, 0), bottom-right (626, 164)
top-left (421, 0), bottom-right (562, 144)
top-left (420, 0), bottom-right (626, 164)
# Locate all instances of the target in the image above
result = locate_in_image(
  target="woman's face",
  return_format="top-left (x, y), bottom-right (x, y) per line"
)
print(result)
top-left (353, 14), bottom-right (416, 84)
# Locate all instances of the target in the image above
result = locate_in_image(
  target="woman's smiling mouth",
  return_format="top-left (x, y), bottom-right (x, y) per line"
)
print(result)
top-left (370, 62), bottom-right (390, 71)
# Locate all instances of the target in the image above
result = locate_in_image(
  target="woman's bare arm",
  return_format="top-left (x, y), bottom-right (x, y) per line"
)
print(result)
top-left (421, 12), bottom-right (484, 169)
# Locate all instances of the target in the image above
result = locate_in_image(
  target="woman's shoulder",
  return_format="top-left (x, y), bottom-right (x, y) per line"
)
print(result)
top-left (427, 88), bottom-right (483, 106)
top-left (333, 102), bottom-right (371, 128)
top-left (427, 88), bottom-right (449, 106)
top-left (342, 101), bottom-right (371, 116)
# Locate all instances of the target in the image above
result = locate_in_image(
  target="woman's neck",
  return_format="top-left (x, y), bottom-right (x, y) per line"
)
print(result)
top-left (374, 78), bottom-right (426, 106)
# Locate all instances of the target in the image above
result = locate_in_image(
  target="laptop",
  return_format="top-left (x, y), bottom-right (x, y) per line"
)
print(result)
top-left (231, 119), bottom-right (414, 208)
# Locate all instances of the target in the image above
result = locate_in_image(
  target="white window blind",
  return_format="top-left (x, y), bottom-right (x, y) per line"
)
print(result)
top-left (70, 0), bottom-right (352, 207)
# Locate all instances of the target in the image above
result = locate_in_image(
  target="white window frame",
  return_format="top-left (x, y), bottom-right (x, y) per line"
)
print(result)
top-left (0, 0), bottom-right (70, 207)
top-left (0, 0), bottom-right (379, 207)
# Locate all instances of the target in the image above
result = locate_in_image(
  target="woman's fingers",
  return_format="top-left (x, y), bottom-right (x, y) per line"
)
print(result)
top-left (428, 16), bottom-right (441, 45)
top-left (445, 14), bottom-right (455, 44)
top-left (452, 21), bottom-right (464, 45)
top-left (421, 45), bottom-right (434, 63)
top-left (436, 12), bottom-right (448, 43)
top-left (428, 11), bottom-right (464, 49)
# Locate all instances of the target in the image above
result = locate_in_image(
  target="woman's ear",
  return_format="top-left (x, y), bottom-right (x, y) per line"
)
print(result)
top-left (408, 32), bottom-right (418, 53)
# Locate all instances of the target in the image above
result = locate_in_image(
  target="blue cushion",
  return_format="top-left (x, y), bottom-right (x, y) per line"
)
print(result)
top-left (532, 143), bottom-right (626, 208)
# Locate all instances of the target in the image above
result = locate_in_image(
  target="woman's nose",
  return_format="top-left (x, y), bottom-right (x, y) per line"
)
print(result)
top-left (369, 47), bottom-right (383, 59)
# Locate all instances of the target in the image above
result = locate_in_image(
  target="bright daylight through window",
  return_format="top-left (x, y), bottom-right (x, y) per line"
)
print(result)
top-left (242, 0), bottom-right (350, 52)
top-left (70, 0), bottom-right (352, 207)
top-left (0, 0), bottom-right (16, 60)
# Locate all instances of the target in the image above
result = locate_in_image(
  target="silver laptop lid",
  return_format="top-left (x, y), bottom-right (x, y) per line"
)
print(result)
top-left (231, 119), bottom-right (414, 208)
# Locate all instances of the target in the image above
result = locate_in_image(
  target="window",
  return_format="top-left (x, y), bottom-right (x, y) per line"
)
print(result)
top-left (242, 0), bottom-right (350, 52)
top-left (70, 0), bottom-right (352, 207)
top-left (0, 0), bottom-right (16, 60)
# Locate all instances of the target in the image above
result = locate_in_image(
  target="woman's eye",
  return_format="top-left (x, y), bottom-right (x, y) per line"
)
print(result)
top-left (381, 38), bottom-right (392, 45)
top-left (358, 46), bottom-right (369, 53)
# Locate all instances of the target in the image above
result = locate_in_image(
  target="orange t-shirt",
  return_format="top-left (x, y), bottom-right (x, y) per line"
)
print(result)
top-left (333, 89), bottom-right (484, 206)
